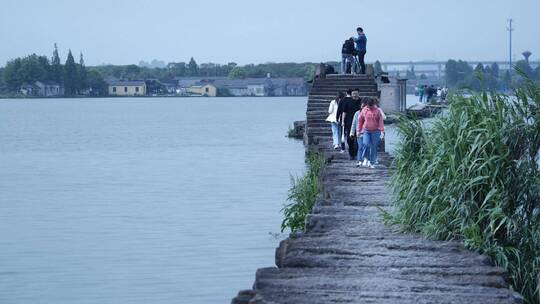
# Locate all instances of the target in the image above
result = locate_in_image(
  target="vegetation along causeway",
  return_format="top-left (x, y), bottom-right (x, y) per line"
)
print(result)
top-left (388, 76), bottom-right (540, 304)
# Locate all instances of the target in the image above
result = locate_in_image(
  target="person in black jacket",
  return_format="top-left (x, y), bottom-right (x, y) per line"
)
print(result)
top-left (339, 88), bottom-right (361, 159)
top-left (337, 89), bottom-right (352, 152)
top-left (341, 38), bottom-right (355, 74)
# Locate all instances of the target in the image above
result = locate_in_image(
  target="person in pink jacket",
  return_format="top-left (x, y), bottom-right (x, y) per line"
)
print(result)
top-left (356, 97), bottom-right (384, 168)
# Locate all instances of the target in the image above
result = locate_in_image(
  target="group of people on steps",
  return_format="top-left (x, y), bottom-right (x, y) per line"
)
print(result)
top-left (326, 89), bottom-right (385, 168)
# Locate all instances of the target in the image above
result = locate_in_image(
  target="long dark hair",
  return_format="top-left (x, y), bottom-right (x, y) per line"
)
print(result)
top-left (336, 91), bottom-right (345, 101)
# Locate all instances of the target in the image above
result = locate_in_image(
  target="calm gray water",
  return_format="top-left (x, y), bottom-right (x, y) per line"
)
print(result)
top-left (0, 97), bottom-right (307, 304)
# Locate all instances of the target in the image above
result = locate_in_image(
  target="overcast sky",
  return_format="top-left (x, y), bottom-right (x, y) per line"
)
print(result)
top-left (0, 0), bottom-right (538, 66)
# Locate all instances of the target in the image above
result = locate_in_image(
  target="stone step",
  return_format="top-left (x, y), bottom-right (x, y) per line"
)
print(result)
top-left (255, 266), bottom-right (510, 291)
top-left (309, 93), bottom-right (379, 99)
top-left (242, 288), bottom-right (519, 304)
top-left (311, 86), bottom-right (377, 91)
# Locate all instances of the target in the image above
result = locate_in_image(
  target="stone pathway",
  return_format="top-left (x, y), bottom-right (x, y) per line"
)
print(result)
top-left (231, 74), bottom-right (521, 304)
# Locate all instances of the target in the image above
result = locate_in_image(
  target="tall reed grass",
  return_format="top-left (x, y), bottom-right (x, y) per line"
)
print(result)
top-left (281, 152), bottom-right (326, 232)
top-left (389, 77), bottom-right (540, 303)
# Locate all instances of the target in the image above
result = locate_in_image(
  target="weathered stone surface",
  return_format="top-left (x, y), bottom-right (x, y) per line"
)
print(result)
top-left (231, 75), bottom-right (522, 304)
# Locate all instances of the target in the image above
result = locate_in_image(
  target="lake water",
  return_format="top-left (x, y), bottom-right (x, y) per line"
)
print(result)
top-left (0, 97), bottom-right (307, 304)
top-left (0, 94), bottom-right (423, 304)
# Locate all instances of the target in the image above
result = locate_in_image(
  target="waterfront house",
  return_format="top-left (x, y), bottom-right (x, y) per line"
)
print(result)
top-left (20, 81), bottom-right (64, 97)
top-left (108, 80), bottom-right (146, 96)
top-left (172, 76), bottom-right (308, 97)
top-left (35, 81), bottom-right (64, 96)
top-left (285, 78), bottom-right (307, 96)
top-left (188, 83), bottom-right (217, 97)
top-left (20, 84), bottom-right (38, 96)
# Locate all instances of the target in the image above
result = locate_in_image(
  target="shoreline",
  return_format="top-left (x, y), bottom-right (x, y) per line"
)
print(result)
top-left (0, 95), bottom-right (309, 100)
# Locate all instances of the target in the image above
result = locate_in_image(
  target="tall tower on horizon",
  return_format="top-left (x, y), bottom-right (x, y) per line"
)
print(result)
top-left (507, 18), bottom-right (514, 73)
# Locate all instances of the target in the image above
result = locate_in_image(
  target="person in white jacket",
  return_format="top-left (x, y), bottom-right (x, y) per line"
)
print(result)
top-left (326, 92), bottom-right (345, 149)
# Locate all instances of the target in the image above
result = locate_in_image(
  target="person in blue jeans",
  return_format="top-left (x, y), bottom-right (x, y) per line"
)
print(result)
top-left (353, 27), bottom-right (367, 74)
top-left (357, 98), bottom-right (385, 168)
top-left (350, 98), bottom-right (368, 166)
top-left (326, 92), bottom-right (345, 149)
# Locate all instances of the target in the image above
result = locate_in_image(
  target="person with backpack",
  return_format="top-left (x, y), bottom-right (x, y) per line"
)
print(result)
top-left (326, 91), bottom-right (345, 149)
top-left (357, 97), bottom-right (384, 168)
top-left (341, 38), bottom-right (355, 74)
top-left (353, 27), bottom-right (367, 74)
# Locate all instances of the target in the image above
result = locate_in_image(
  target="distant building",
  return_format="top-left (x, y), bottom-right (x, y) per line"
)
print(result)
top-left (35, 81), bottom-right (64, 96)
top-left (171, 76), bottom-right (307, 97)
top-left (161, 82), bottom-right (179, 94)
top-left (20, 84), bottom-right (38, 96)
top-left (108, 80), bottom-right (146, 96)
top-left (212, 77), bottom-right (307, 97)
top-left (188, 84), bottom-right (217, 97)
top-left (20, 81), bottom-right (64, 97)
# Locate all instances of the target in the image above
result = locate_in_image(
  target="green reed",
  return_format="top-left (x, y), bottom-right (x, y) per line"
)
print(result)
top-left (388, 77), bottom-right (540, 303)
top-left (281, 152), bottom-right (326, 232)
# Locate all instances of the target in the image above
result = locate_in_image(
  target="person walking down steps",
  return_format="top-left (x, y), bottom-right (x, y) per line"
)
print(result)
top-left (357, 97), bottom-right (384, 168)
top-left (326, 92), bottom-right (345, 149)
top-left (336, 89), bottom-right (352, 152)
top-left (340, 88), bottom-right (361, 160)
top-left (350, 97), bottom-right (368, 167)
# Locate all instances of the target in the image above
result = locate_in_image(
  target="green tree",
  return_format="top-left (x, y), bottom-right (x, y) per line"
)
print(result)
top-left (3, 58), bottom-right (23, 90)
top-left (474, 63), bottom-right (484, 73)
top-left (490, 62), bottom-right (500, 78)
top-left (483, 64), bottom-right (499, 91)
top-left (501, 70), bottom-right (512, 90)
top-left (302, 64), bottom-right (316, 81)
top-left (124, 64), bottom-right (140, 79)
top-left (406, 65), bottom-right (417, 79)
top-left (0, 67), bottom-right (5, 88)
top-left (86, 70), bottom-right (108, 96)
top-left (78, 52), bottom-right (88, 93)
top-left (514, 60), bottom-right (534, 78)
top-left (228, 66), bottom-right (246, 79)
top-left (445, 59), bottom-right (473, 87)
top-left (64, 50), bottom-right (78, 96)
top-left (50, 43), bottom-right (63, 83)
top-left (167, 62), bottom-right (187, 77)
top-left (187, 57), bottom-right (198, 76)
top-left (3, 54), bottom-right (49, 90)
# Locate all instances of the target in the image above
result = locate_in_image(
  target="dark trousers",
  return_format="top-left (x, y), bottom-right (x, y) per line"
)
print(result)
top-left (357, 51), bottom-right (366, 74)
top-left (344, 125), bottom-right (357, 159)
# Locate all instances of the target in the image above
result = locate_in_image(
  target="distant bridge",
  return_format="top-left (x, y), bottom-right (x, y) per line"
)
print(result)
top-left (377, 60), bottom-right (540, 79)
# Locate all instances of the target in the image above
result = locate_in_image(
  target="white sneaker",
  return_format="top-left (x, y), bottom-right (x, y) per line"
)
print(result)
top-left (356, 161), bottom-right (361, 167)
top-left (368, 164), bottom-right (375, 169)
top-left (339, 150), bottom-right (345, 154)
top-left (333, 145), bottom-right (339, 149)
top-left (361, 158), bottom-right (368, 167)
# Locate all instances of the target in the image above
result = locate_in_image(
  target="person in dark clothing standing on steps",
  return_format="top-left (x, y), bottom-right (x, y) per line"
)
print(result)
top-left (341, 38), bottom-right (355, 74)
top-left (353, 27), bottom-right (367, 74)
top-left (340, 88), bottom-right (361, 159)
top-left (336, 89), bottom-right (352, 152)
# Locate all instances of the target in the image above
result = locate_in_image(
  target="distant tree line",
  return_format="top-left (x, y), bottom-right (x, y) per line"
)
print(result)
top-left (89, 58), bottom-right (318, 82)
top-left (445, 59), bottom-right (540, 91)
top-left (0, 49), bottom-right (323, 97)
top-left (1, 44), bottom-right (108, 96)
